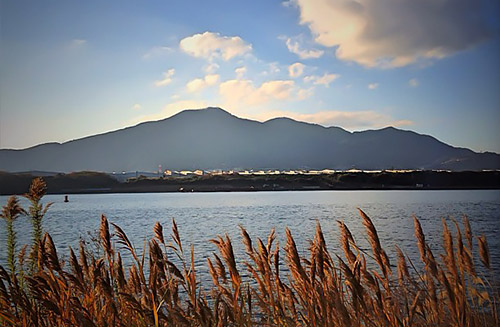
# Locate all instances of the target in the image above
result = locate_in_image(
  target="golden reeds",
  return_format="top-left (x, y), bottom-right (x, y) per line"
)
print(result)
top-left (0, 197), bottom-right (498, 326)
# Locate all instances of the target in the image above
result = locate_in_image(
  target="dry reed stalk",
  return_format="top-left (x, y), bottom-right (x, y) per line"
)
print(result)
top-left (478, 235), bottom-right (491, 270)
top-left (442, 218), bottom-right (459, 284)
top-left (1, 196), bottom-right (26, 277)
top-left (359, 208), bottom-right (392, 280)
top-left (463, 215), bottom-right (473, 251)
top-left (338, 220), bottom-right (357, 267)
top-left (396, 246), bottom-right (410, 287)
top-left (154, 221), bottom-right (165, 245)
top-left (413, 215), bottom-right (427, 265)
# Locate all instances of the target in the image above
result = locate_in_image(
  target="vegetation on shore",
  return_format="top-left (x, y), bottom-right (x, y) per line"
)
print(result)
top-left (0, 178), bottom-right (498, 326)
top-left (1, 170), bottom-right (499, 195)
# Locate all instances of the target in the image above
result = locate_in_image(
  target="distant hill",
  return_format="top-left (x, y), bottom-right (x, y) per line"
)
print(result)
top-left (0, 107), bottom-right (498, 172)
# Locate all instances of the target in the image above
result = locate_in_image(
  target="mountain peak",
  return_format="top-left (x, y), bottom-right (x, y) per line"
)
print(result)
top-left (171, 106), bottom-right (234, 119)
top-left (1, 107), bottom-right (498, 172)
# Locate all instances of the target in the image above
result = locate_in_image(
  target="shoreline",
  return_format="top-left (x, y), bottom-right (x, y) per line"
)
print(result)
top-left (1, 170), bottom-right (499, 195)
top-left (49, 185), bottom-right (500, 195)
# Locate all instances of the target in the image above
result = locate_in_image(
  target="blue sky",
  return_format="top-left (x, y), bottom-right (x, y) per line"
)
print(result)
top-left (1, 0), bottom-right (499, 152)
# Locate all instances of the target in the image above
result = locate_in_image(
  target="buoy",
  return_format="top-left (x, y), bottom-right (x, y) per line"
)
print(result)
top-left (64, 195), bottom-right (69, 202)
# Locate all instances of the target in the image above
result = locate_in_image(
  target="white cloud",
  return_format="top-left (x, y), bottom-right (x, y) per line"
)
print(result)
top-left (235, 66), bottom-right (247, 79)
top-left (204, 62), bottom-right (220, 73)
top-left (293, 0), bottom-right (491, 68)
top-left (132, 104), bottom-right (142, 110)
top-left (128, 100), bottom-right (208, 125)
top-left (409, 78), bottom-right (419, 87)
top-left (180, 31), bottom-right (252, 61)
top-left (142, 46), bottom-right (173, 59)
top-left (186, 74), bottom-right (220, 93)
top-left (154, 69), bottom-right (175, 87)
top-left (285, 37), bottom-right (324, 59)
top-left (219, 79), bottom-right (297, 107)
top-left (260, 80), bottom-right (296, 100)
top-left (249, 109), bottom-right (413, 129)
top-left (304, 73), bottom-right (340, 87)
top-left (368, 83), bottom-right (379, 90)
top-left (171, 94), bottom-right (180, 100)
top-left (288, 62), bottom-right (306, 78)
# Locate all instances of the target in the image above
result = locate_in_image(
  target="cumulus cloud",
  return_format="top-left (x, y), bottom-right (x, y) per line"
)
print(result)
top-left (304, 73), bottom-right (340, 87)
top-left (250, 109), bottom-right (413, 129)
top-left (285, 37), bottom-right (324, 59)
top-left (292, 0), bottom-right (491, 68)
top-left (186, 74), bottom-right (220, 93)
top-left (288, 62), bottom-right (306, 78)
top-left (235, 66), bottom-right (247, 79)
top-left (180, 32), bottom-right (252, 61)
top-left (409, 78), bottom-right (419, 87)
top-left (219, 79), bottom-right (297, 107)
top-left (154, 69), bottom-right (175, 87)
top-left (368, 83), bottom-right (379, 90)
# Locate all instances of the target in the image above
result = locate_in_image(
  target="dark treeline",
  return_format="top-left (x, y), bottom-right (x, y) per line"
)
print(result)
top-left (0, 170), bottom-right (499, 195)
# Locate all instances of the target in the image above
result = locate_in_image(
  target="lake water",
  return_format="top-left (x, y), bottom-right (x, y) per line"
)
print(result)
top-left (1, 190), bottom-right (499, 279)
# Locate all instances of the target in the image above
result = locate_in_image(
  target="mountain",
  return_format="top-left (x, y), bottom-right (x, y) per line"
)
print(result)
top-left (1, 107), bottom-right (498, 172)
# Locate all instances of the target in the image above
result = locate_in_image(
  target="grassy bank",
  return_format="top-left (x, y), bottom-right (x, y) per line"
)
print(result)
top-left (1, 178), bottom-right (498, 326)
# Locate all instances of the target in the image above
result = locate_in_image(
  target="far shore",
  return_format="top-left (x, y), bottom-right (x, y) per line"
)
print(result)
top-left (1, 170), bottom-right (499, 196)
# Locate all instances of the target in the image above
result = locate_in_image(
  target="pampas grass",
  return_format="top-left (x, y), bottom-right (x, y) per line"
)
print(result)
top-left (1, 213), bottom-right (497, 326)
top-left (0, 196), bottom-right (25, 277)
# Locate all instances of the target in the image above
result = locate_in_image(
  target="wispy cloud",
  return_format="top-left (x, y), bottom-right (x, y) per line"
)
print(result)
top-left (304, 73), bottom-right (340, 87)
top-left (297, 87), bottom-right (314, 100)
top-left (368, 83), bottom-right (379, 90)
top-left (219, 79), bottom-right (296, 107)
top-left (154, 69), bottom-right (175, 87)
top-left (142, 46), bottom-right (173, 59)
top-left (204, 62), bottom-right (220, 73)
top-left (69, 39), bottom-right (87, 48)
top-left (235, 66), bottom-right (247, 79)
top-left (285, 37), bottom-right (324, 59)
top-left (409, 78), bottom-right (419, 87)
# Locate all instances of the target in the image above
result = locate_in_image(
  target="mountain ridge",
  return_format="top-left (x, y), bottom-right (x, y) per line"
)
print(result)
top-left (0, 107), bottom-right (498, 172)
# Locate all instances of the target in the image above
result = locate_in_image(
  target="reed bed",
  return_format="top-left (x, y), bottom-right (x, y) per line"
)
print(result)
top-left (0, 180), bottom-right (498, 326)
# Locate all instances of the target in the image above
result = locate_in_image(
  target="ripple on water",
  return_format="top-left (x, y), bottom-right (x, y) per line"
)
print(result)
top-left (0, 190), bottom-right (499, 280)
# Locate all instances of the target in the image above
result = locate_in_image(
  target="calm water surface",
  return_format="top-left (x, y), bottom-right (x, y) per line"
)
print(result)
top-left (1, 190), bottom-right (499, 278)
